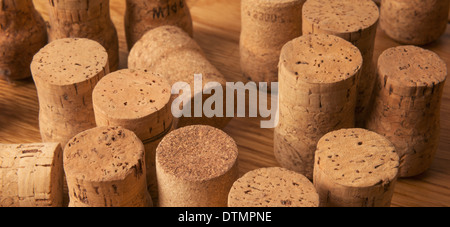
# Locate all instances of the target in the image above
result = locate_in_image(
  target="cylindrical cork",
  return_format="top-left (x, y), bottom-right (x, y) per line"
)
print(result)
top-left (228, 167), bottom-right (319, 207)
top-left (314, 128), bottom-right (400, 207)
top-left (125, 0), bottom-right (193, 50)
top-left (64, 126), bottom-right (153, 207)
top-left (302, 0), bottom-right (380, 127)
top-left (46, 0), bottom-right (119, 71)
top-left (366, 46), bottom-right (447, 177)
top-left (156, 125), bottom-right (239, 207)
top-left (92, 68), bottom-right (173, 204)
top-left (128, 25), bottom-right (231, 129)
top-left (31, 38), bottom-right (109, 148)
top-left (275, 34), bottom-right (362, 180)
top-left (0, 143), bottom-right (63, 207)
top-left (0, 0), bottom-right (47, 81)
top-left (380, 0), bottom-right (450, 45)
top-left (240, 0), bottom-right (305, 88)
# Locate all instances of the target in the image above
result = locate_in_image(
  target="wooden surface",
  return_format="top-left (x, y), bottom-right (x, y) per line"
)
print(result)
top-left (0, 0), bottom-right (449, 207)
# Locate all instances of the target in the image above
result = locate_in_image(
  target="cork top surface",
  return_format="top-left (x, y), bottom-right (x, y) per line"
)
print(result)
top-left (93, 69), bottom-right (171, 120)
top-left (280, 34), bottom-right (362, 83)
top-left (378, 45), bottom-right (447, 88)
top-left (31, 38), bottom-right (108, 86)
top-left (0, 143), bottom-right (61, 158)
top-left (64, 126), bottom-right (145, 182)
top-left (303, 0), bottom-right (379, 33)
top-left (156, 125), bottom-right (238, 182)
top-left (316, 128), bottom-right (399, 188)
top-left (228, 167), bottom-right (319, 207)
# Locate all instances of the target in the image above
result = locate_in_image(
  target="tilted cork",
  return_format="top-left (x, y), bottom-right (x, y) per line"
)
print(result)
top-left (0, 0), bottom-right (47, 81)
top-left (275, 34), bottom-right (361, 180)
top-left (302, 0), bottom-right (379, 127)
top-left (366, 45), bottom-right (447, 177)
top-left (0, 143), bottom-right (63, 207)
top-left (31, 38), bottom-right (109, 148)
top-left (240, 0), bottom-right (305, 88)
top-left (128, 25), bottom-right (231, 129)
top-left (125, 0), bottom-right (193, 50)
top-left (46, 0), bottom-right (119, 71)
top-left (314, 128), bottom-right (400, 207)
top-left (228, 167), bottom-right (319, 207)
top-left (380, 0), bottom-right (450, 45)
top-left (156, 125), bottom-right (239, 207)
top-left (64, 126), bottom-right (152, 207)
top-left (92, 68), bottom-right (173, 204)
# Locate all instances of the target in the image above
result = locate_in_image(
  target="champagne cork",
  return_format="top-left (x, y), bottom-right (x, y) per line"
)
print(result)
top-left (92, 68), bottom-right (172, 204)
top-left (0, 0), bottom-right (47, 81)
top-left (302, 0), bottom-right (380, 127)
top-left (380, 0), bottom-right (450, 45)
top-left (128, 25), bottom-right (231, 129)
top-left (314, 128), bottom-right (400, 207)
top-left (64, 126), bottom-right (153, 207)
top-left (228, 167), bottom-right (319, 207)
top-left (366, 46), bottom-right (447, 177)
top-left (240, 0), bottom-right (305, 88)
top-left (156, 125), bottom-right (239, 207)
top-left (275, 34), bottom-right (362, 180)
top-left (31, 38), bottom-right (109, 148)
top-left (125, 0), bottom-right (193, 50)
top-left (46, 0), bottom-right (119, 71)
top-left (0, 143), bottom-right (63, 207)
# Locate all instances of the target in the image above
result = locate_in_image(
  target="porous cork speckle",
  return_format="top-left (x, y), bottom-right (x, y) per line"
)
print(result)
top-left (64, 126), bottom-right (145, 182)
top-left (315, 128), bottom-right (399, 188)
top-left (280, 34), bottom-right (362, 84)
top-left (303, 0), bottom-right (379, 33)
top-left (378, 45), bottom-right (447, 88)
top-left (92, 69), bottom-right (171, 120)
top-left (31, 38), bottom-right (108, 86)
top-left (156, 125), bottom-right (238, 182)
top-left (228, 167), bottom-right (319, 207)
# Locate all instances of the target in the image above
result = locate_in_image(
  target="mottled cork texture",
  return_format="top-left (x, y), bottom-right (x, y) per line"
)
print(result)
top-left (125, 0), bottom-right (193, 50)
top-left (64, 126), bottom-right (152, 207)
top-left (0, 0), bottom-right (47, 81)
top-left (366, 46), bottom-right (447, 177)
top-left (275, 34), bottom-right (362, 180)
top-left (156, 125), bottom-right (239, 207)
top-left (380, 0), bottom-right (450, 45)
top-left (228, 167), bottom-right (319, 207)
top-left (302, 0), bottom-right (379, 127)
top-left (0, 143), bottom-right (63, 207)
top-left (31, 38), bottom-right (109, 148)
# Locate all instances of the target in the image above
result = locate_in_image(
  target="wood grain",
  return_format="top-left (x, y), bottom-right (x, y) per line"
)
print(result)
top-left (0, 0), bottom-right (448, 207)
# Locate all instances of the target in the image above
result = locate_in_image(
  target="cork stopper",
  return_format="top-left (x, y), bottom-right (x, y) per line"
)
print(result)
top-left (31, 38), bottom-right (109, 86)
top-left (303, 0), bottom-right (379, 34)
top-left (280, 34), bottom-right (362, 84)
top-left (228, 167), bottom-right (319, 207)
top-left (315, 128), bottom-right (399, 188)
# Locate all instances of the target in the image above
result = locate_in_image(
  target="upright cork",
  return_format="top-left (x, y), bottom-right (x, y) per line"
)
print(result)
top-left (0, 143), bottom-right (63, 207)
top-left (128, 25), bottom-right (231, 129)
top-left (92, 69), bottom-right (173, 204)
top-left (240, 0), bottom-right (305, 88)
top-left (302, 0), bottom-right (380, 127)
top-left (275, 34), bottom-right (362, 180)
top-left (64, 126), bottom-right (153, 207)
top-left (31, 38), bottom-right (109, 148)
top-left (46, 0), bottom-right (119, 71)
top-left (314, 128), bottom-right (400, 207)
top-left (380, 0), bottom-right (450, 45)
top-left (156, 125), bottom-right (239, 207)
top-left (0, 0), bottom-right (47, 81)
top-left (228, 167), bottom-right (319, 207)
top-left (125, 0), bottom-right (193, 50)
top-left (366, 46), bottom-right (447, 177)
